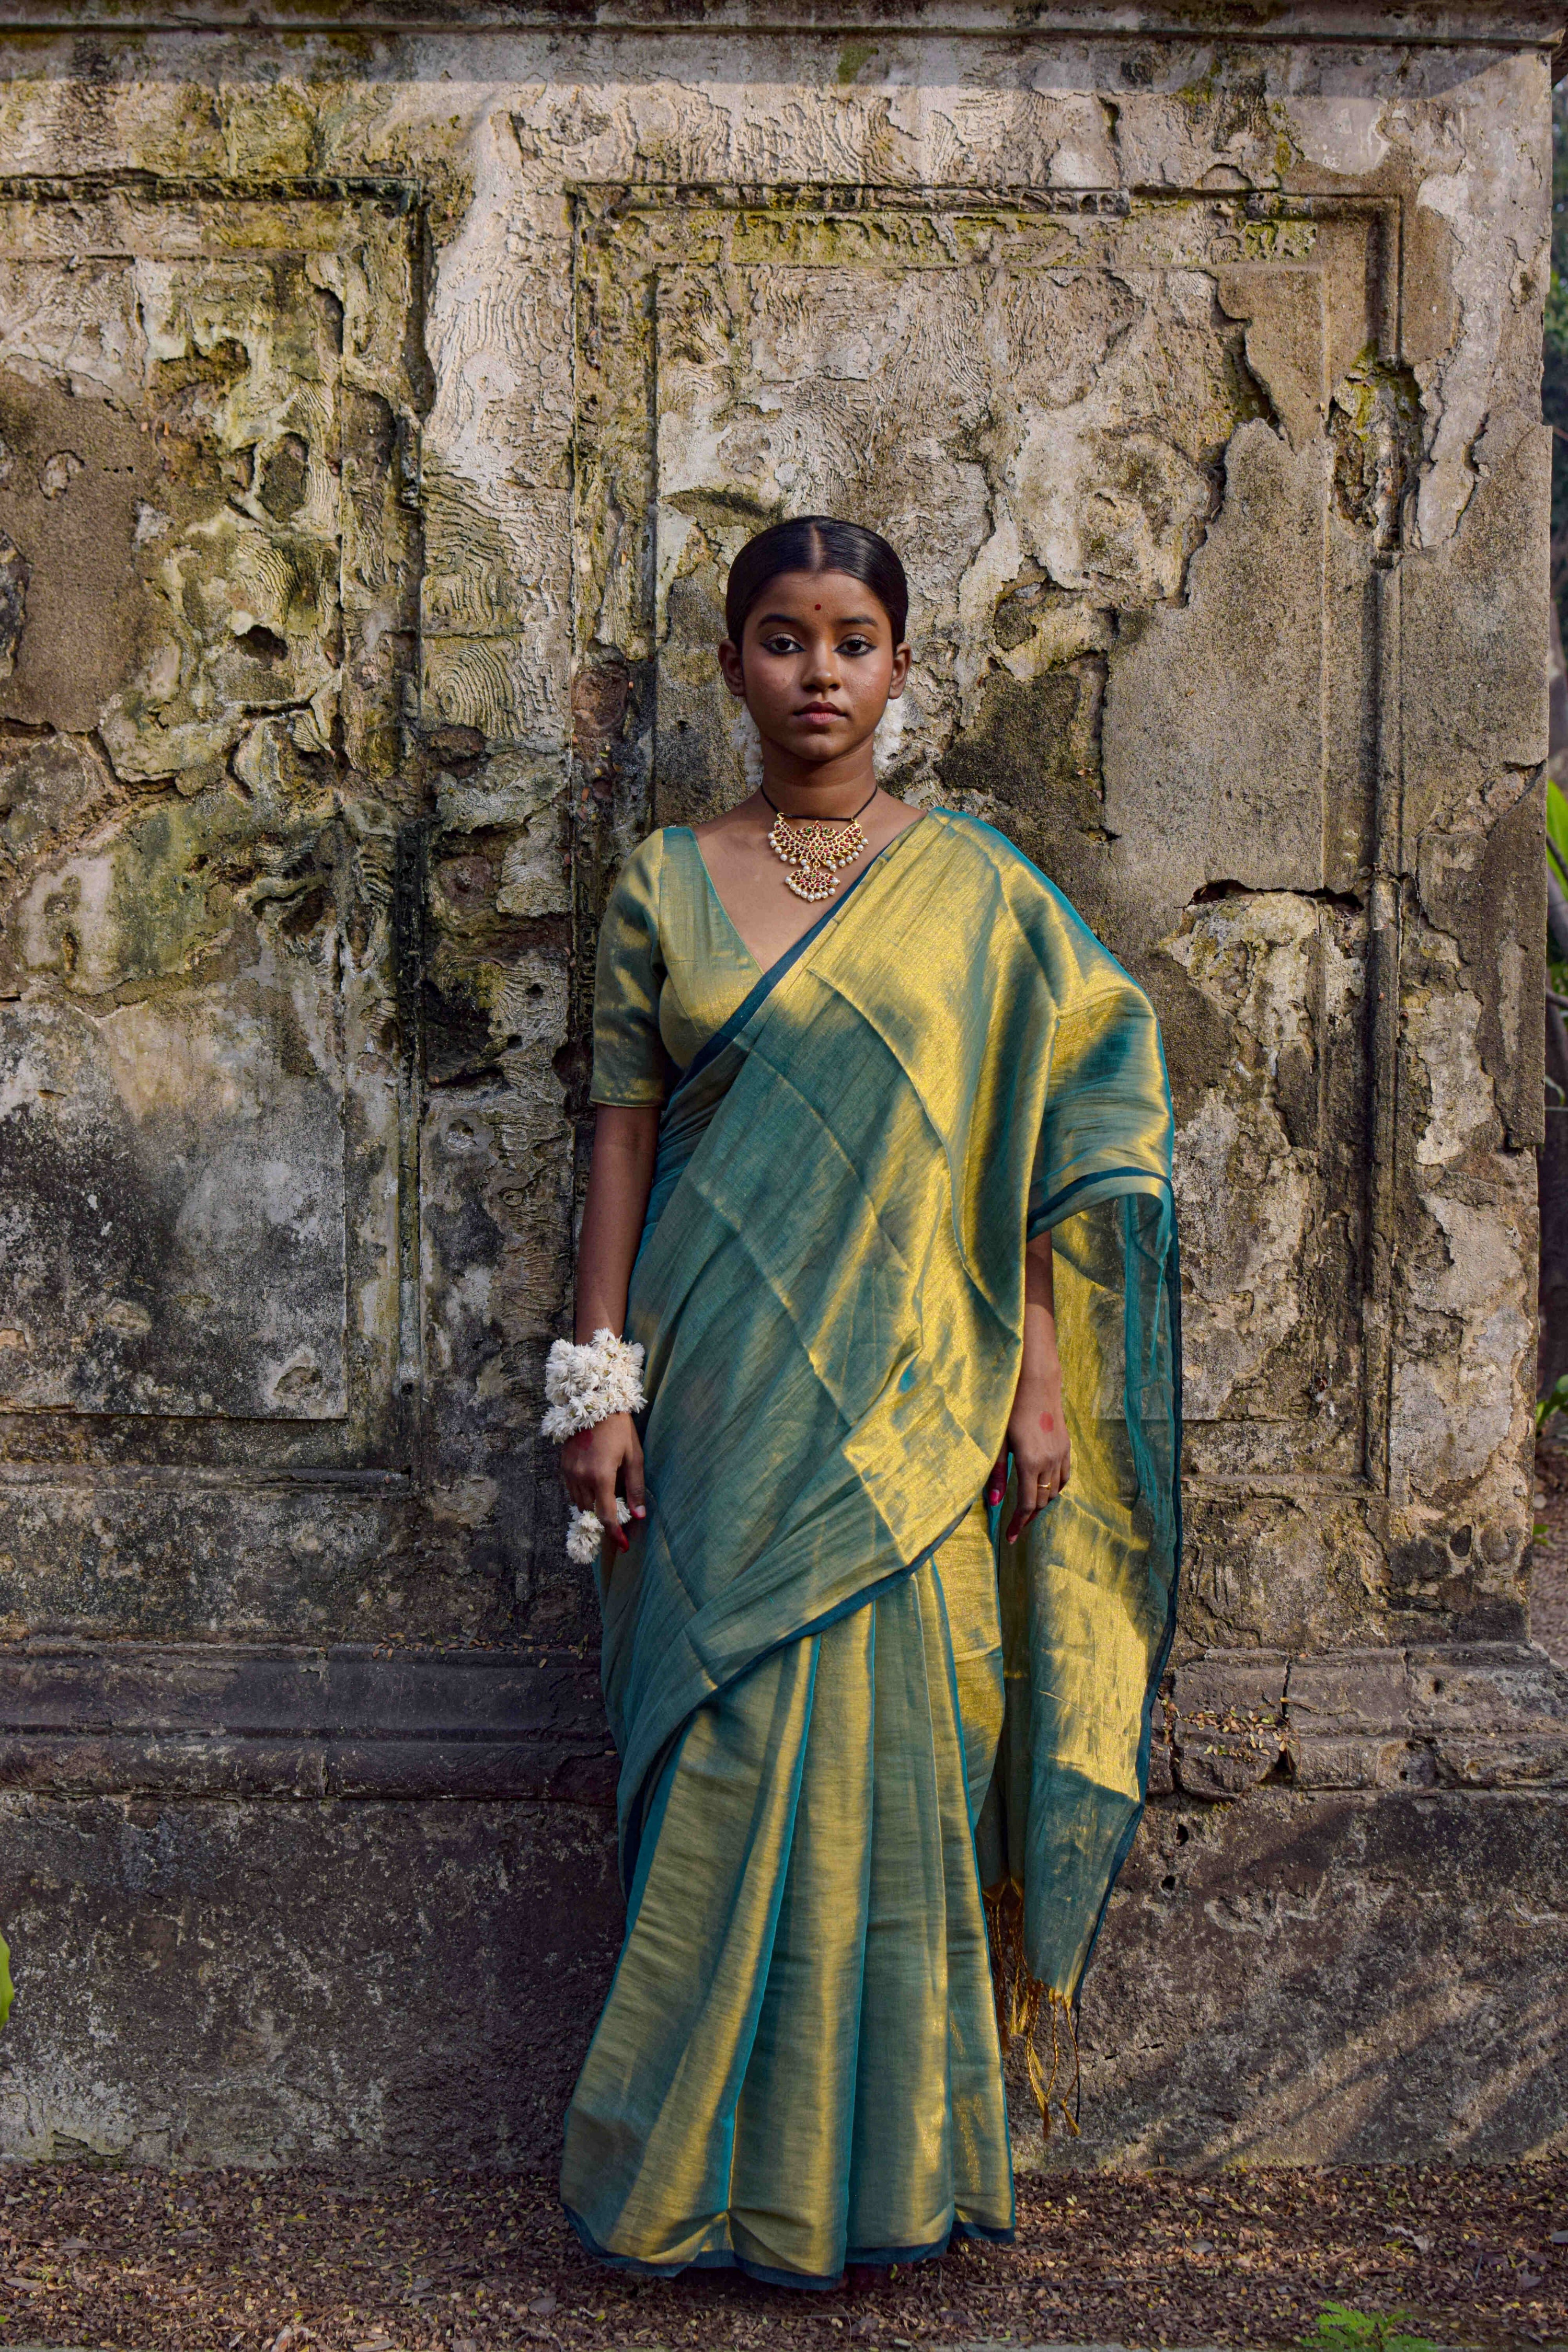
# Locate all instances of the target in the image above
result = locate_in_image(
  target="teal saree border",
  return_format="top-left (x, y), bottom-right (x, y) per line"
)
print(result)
top-left (563, 2201), bottom-right (1015, 2290)
top-left (1029, 1162), bottom-right (1170, 1237)
top-left (670, 816), bottom-right (930, 1102)
top-left (1072, 1205), bottom-right (1184, 2013)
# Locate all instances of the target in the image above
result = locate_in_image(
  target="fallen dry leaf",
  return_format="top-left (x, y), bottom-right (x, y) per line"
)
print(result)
top-left (0, 2157), bottom-right (1561, 2350)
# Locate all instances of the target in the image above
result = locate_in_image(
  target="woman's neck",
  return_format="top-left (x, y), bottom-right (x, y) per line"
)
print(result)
top-left (757, 743), bottom-right (879, 820)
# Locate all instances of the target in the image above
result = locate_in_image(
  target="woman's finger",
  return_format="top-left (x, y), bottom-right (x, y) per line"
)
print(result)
top-left (624, 1446), bottom-right (647, 1521)
top-left (984, 1451), bottom-right (1008, 1509)
top-left (1005, 1466), bottom-right (1041, 1544)
top-left (597, 1471), bottom-right (629, 1551)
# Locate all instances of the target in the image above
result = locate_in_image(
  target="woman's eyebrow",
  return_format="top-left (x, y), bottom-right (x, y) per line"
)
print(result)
top-left (755, 612), bottom-right (881, 630)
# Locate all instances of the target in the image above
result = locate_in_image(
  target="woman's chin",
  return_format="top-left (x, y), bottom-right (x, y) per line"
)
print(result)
top-left (766, 726), bottom-right (872, 767)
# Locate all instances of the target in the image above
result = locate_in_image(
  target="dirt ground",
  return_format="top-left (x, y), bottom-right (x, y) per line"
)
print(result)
top-left (0, 2160), bottom-right (1563, 2352)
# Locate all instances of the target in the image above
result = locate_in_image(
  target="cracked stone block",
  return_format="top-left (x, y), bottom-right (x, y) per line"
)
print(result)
top-left (1172, 1653), bottom-right (1289, 1797)
top-left (1287, 1652), bottom-right (1414, 1737)
top-left (1068, 1789), bottom-right (1568, 2165)
top-left (1406, 1645), bottom-right (1568, 1733)
top-left (1432, 1736), bottom-right (1568, 1788)
top-left (1287, 1736), bottom-right (1421, 1792)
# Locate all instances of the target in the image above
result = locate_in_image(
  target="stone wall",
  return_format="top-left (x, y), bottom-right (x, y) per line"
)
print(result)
top-left (0, 0), bottom-right (1562, 2169)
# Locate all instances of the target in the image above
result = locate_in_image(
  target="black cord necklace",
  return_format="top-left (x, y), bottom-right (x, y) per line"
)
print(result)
top-left (758, 780), bottom-right (879, 824)
top-left (759, 780), bottom-right (880, 904)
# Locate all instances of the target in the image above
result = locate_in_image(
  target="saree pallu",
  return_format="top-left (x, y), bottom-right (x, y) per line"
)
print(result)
top-left (562, 809), bottom-right (1180, 2282)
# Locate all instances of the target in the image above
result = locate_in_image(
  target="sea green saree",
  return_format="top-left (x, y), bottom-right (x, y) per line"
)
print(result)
top-left (561, 809), bottom-right (1179, 2286)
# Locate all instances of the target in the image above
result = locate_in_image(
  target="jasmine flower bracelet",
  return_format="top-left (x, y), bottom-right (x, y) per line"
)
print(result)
top-left (545, 1329), bottom-right (648, 1564)
top-left (542, 1328), bottom-right (647, 1442)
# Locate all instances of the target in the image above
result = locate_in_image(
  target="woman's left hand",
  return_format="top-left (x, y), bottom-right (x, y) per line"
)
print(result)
top-left (985, 1368), bottom-right (1071, 1544)
top-left (986, 1229), bottom-right (1071, 1544)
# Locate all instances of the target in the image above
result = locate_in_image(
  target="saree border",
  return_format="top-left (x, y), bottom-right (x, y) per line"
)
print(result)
top-left (1071, 1200), bottom-right (1184, 2012)
top-left (1029, 1161), bottom-right (1171, 1237)
top-left (670, 815), bottom-right (931, 1100)
top-left (563, 2201), bottom-right (1016, 2291)
top-left (618, 1492), bottom-right (979, 1891)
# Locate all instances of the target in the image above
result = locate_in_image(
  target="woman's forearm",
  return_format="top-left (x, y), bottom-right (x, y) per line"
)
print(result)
top-left (575, 1104), bottom-right (661, 1340)
top-left (1017, 1228), bottom-right (1060, 1391)
top-left (990, 1228), bottom-right (1069, 1539)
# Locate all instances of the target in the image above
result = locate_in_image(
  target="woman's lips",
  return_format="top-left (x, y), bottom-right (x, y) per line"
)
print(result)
top-left (796, 705), bottom-right (845, 720)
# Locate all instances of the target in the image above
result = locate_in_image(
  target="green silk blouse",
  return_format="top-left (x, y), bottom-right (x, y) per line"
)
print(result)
top-left (591, 827), bottom-right (759, 1105)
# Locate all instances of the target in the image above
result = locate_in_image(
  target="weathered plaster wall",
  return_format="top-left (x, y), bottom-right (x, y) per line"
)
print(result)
top-left (0, 0), bottom-right (1562, 2167)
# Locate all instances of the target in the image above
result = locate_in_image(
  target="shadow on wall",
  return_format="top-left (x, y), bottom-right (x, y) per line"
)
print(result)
top-left (1031, 1789), bottom-right (1568, 2170)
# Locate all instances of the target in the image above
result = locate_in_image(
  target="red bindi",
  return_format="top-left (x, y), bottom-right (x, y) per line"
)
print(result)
top-left (814, 602), bottom-right (821, 609)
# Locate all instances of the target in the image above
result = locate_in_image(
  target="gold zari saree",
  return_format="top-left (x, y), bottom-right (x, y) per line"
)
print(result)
top-left (561, 810), bottom-right (1180, 2286)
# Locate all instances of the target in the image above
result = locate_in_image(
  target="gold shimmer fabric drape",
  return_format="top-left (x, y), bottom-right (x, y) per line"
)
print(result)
top-left (561, 811), bottom-right (1180, 2286)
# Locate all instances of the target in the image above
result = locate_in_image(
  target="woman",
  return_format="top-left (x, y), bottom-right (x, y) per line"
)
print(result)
top-left (554, 517), bottom-right (1180, 2288)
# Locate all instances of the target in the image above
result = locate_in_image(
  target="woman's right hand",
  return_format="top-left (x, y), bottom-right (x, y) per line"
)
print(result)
top-left (561, 1412), bottom-right (647, 1555)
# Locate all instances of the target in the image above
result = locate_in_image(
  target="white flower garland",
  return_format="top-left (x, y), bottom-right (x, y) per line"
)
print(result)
top-left (541, 1328), bottom-right (647, 1442)
top-left (546, 1330), bottom-right (647, 1563)
top-left (566, 1498), bottom-right (632, 1565)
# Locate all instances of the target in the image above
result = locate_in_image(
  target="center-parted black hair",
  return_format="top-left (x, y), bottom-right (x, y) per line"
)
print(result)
top-left (724, 515), bottom-right (909, 648)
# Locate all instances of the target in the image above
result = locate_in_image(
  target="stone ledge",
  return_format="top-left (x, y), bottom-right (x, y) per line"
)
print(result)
top-left (1166, 1643), bottom-right (1568, 1798)
top-left (7, 1639), bottom-right (1567, 1808)
top-left (0, 0), bottom-right (1558, 39)
top-left (0, 1643), bottom-right (616, 1803)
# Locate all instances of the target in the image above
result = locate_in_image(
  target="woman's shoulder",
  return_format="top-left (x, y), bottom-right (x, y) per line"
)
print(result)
top-left (922, 808), bottom-right (1143, 1004)
top-left (618, 823), bottom-right (688, 871)
top-left (920, 806), bottom-right (1080, 919)
top-left (607, 824), bottom-right (692, 911)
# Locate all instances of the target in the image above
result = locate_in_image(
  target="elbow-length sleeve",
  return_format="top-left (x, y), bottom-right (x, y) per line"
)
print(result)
top-left (591, 835), bottom-right (674, 1107)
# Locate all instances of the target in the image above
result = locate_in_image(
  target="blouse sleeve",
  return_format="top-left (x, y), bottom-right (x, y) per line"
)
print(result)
top-left (591, 834), bottom-right (674, 1106)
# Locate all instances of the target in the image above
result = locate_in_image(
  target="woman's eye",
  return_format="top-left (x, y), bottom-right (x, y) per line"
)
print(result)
top-left (760, 634), bottom-right (801, 655)
top-left (839, 636), bottom-right (873, 655)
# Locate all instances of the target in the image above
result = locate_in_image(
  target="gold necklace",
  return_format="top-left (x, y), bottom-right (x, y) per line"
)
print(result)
top-left (760, 783), bottom-right (878, 903)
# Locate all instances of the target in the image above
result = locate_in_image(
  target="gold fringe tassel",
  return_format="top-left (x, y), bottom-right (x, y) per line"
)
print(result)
top-left (983, 1880), bottom-right (1080, 2139)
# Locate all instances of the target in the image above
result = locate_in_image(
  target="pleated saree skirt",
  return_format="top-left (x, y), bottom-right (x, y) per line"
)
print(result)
top-left (561, 1504), bottom-right (1014, 2288)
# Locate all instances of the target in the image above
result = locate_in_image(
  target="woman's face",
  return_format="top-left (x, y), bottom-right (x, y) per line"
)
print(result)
top-left (718, 569), bottom-right (909, 769)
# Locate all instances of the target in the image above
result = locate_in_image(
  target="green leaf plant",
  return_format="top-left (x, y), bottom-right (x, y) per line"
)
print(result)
top-left (1537, 1370), bottom-right (1568, 1436)
top-left (1306, 2303), bottom-right (1439, 2352)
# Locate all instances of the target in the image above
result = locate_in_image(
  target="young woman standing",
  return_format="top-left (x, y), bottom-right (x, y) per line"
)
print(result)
top-left (551, 517), bottom-right (1180, 2288)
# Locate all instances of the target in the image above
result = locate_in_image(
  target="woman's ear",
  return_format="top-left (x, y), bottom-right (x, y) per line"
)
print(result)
top-left (717, 638), bottom-right (747, 700)
top-left (887, 641), bottom-right (912, 699)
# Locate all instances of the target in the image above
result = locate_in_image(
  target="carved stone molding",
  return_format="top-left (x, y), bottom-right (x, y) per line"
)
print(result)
top-left (0, 1642), bottom-right (615, 1801)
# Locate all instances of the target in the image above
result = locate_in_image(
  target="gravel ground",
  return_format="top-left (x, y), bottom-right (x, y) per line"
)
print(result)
top-left (0, 2162), bottom-right (1563, 2352)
